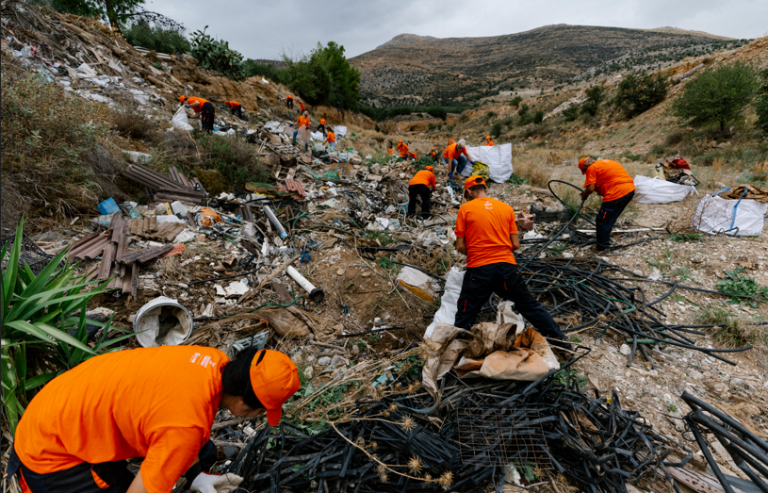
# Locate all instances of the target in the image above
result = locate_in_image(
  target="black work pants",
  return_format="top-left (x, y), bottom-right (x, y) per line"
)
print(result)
top-left (408, 184), bottom-right (431, 218)
top-left (230, 105), bottom-right (243, 118)
top-left (8, 441), bottom-right (216, 493)
top-left (596, 190), bottom-right (634, 250)
top-left (200, 102), bottom-right (215, 133)
top-left (317, 124), bottom-right (326, 135)
top-left (454, 262), bottom-right (570, 349)
top-left (287, 99), bottom-right (293, 109)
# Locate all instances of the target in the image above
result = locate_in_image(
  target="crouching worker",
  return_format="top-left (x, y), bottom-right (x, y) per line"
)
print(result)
top-left (578, 156), bottom-right (636, 251)
top-left (445, 139), bottom-right (474, 179)
top-left (8, 346), bottom-right (300, 493)
top-left (225, 100), bottom-right (243, 118)
top-left (454, 176), bottom-right (571, 350)
top-left (180, 95), bottom-right (215, 134)
top-left (408, 165), bottom-right (436, 219)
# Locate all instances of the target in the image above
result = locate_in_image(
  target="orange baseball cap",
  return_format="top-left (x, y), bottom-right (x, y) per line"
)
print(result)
top-left (578, 156), bottom-right (591, 173)
top-left (449, 139), bottom-right (455, 144)
top-left (179, 95), bottom-right (187, 103)
top-left (464, 175), bottom-right (486, 190)
top-left (425, 165), bottom-right (434, 171)
top-left (486, 135), bottom-right (491, 140)
top-left (249, 349), bottom-right (300, 426)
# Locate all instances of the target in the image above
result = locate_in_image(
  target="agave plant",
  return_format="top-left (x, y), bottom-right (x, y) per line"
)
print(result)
top-left (1, 219), bottom-right (133, 435)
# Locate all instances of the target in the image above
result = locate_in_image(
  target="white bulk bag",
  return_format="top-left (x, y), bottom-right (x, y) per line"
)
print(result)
top-left (692, 193), bottom-right (767, 236)
top-left (633, 175), bottom-right (696, 204)
top-left (424, 267), bottom-right (465, 339)
top-left (466, 144), bottom-right (513, 183)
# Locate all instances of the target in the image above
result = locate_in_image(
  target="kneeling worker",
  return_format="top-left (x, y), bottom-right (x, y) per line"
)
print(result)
top-left (8, 346), bottom-right (300, 493)
top-left (224, 100), bottom-right (243, 118)
top-left (454, 176), bottom-right (570, 349)
top-left (180, 95), bottom-right (215, 133)
top-left (408, 165), bottom-right (436, 219)
top-left (445, 139), bottom-right (474, 179)
top-left (578, 156), bottom-right (636, 251)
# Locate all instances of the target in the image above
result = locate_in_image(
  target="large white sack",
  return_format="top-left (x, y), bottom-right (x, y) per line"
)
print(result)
top-left (693, 194), bottom-right (767, 236)
top-left (466, 144), bottom-right (513, 183)
top-left (171, 106), bottom-right (194, 131)
top-left (633, 175), bottom-right (696, 204)
top-left (334, 125), bottom-right (347, 137)
top-left (424, 267), bottom-right (465, 339)
top-left (310, 131), bottom-right (324, 141)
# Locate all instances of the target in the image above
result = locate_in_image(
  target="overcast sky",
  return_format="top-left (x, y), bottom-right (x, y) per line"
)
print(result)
top-left (148, 0), bottom-right (768, 60)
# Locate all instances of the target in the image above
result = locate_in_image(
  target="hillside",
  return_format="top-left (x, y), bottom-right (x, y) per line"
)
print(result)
top-left (351, 25), bottom-right (746, 107)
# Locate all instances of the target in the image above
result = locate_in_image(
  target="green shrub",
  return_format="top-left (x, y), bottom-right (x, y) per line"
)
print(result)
top-left (673, 62), bottom-right (759, 134)
top-left (518, 104), bottom-right (534, 125)
top-left (200, 135), bottom-right (269, 185)
top-left (243, 61), bottom-right (283, 83)
top-left (581, 85), bottom-right (606, 117)
top-left (716, 267), bottom-right (768, 307)
top-left (426, 107), bottom-right (447, 120)
top-left (650, 145), bottom-right (666, 157)
top-left (562, 105), bottom-right (580, 122)
top-left (665, 131), bottom-right (685, 146)
top-left (1, 218), bottom-right (131, 434)
top-left (490, 121), bottom-right (503, 138)
top-left (533, 110), bottom-right (544, 124)
top-left (122, 20), bottom-right (191, 55)
top-left (614, 72), bottom-right (667, 118)
top-left (756, 69), bottom-right (768, 135)
top-left (510, 96), bottom-right (523, 107)
top-left (190, 26), bottom-right (245, 80)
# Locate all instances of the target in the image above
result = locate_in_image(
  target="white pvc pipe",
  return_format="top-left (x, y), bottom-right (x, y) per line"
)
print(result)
top-left (286, 265), bottom-right (324, 302)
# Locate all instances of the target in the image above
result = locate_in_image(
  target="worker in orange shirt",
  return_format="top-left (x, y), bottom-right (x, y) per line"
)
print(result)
top-left (579, 156), bottom-right (636, 251)
top-left (442, 139), bottom-right (455, 162)
top-left (317, 118), bottom-right (327, 135)
top-left (387, 148), bottom-right (394, 156)
top-left (396, 140), bottom-right (409, 161)
top-left (408, 150), bottom-right (418, 160)
top-left (485, 135), bottom-right (494, 146)
top-left (408, 165), bottom-right (436, 219)
top-left (454, 176), bottom-right (570, 349)
top-left (429, 148), bottom-right (438, 162)
top-left (444, 139), bottom-right (474, 179)
top-left (7, 346), bottom-right (300, 493)
top-left (323, 128), bottom-right (337, 148)
top-left (292, 110), bottom-right (311, 149)
top-left (299, 101), bottom-right (306, 113)
top-left (286, 94), bottom-right (294, 109)
top-left (180, 95), bottom-right (215, 133)
top-left (224, 100), bottom-right (243, 118)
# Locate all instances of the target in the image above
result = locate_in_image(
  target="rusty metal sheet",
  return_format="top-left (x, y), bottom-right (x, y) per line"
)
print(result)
top-left (116, 244), bottom-right (173, 264)
top-left (71, 235), bottom-right (109, 260)
top-left (68, 232), bottom-right (99, 252)
top-left (96, 243), bottom-right (115, 280)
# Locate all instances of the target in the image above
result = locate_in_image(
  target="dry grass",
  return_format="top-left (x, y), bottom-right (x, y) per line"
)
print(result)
top-left (113, 109), bottom-right (155, 140)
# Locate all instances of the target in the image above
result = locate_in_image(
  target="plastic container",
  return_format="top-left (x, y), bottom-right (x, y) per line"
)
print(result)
top-left (398, 202), bottom-right (409, 214)
top-left (97, 198), bottom-right (120, 215)
top-left (133, 297), bottom-right (193, 347)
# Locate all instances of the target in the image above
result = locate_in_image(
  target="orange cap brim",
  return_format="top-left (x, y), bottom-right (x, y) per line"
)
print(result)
top-left (266, 407), bottom-right (282, 427)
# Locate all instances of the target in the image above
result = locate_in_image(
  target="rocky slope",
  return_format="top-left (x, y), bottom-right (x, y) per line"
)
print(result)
top-left (351, 25), bottom-right (743, 107)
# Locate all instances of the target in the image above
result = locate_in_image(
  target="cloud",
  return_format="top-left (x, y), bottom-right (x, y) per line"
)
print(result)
top-left (146, 0), bottom-right (768, 60)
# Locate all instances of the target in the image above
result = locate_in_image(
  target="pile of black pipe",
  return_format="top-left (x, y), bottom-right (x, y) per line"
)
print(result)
top-left (681, 391), bottom-right (768, 493)
top-left (227, 351), bottom-right (691, 493)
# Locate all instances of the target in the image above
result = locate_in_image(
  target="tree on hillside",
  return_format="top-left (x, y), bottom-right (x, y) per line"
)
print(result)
top-left (581, 85), bottom-right (606, 117)
top-left (614, 72), bottom-right (667, 119)
top-left (673, 62), bottom-right (759, 134)
top-left (282, 42), bottom-right (361, 111)
top-left (44, 0), bottom-right (182, 34)
top-left (122, 19), bottom-right (190, 54)
top-left (190, 27), bottom-right (245, 80)
top-left (756, 69), bottom-right (768, 135)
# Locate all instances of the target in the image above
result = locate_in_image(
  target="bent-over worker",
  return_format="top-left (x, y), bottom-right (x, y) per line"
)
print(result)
top-left (317, 118), bottom-right (327, 135)
top-left (429, 148), bottom-right (439, 162)
top-left (578, 156), bottom-right (636, 251)
top-left (408, 150), bottom-right (418, 160)
top-left (180, 95), bottom-right (215, 134)
top-left (8, 346), bottom-right (300, 493)
top-left (299, 101), bottom-right (306, 114)
top-left (454, 175), bottom-right (571, 349)
top-left (224, 100), bottom-right (243, 119)
top-left (408, 165), bottom-right (436, 219)
top-left (445, 139), bottom-right (473, 179)
top-left (485, 135), bottom-right (494, 146)
top-left (323, 128), bottom-right (337, 148)
top-left (286, 94), bottom-right (294, 109)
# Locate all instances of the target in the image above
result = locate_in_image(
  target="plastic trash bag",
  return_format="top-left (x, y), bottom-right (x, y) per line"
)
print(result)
top-left (424, 267), bottom-right (465, 338)
top-left (172, 105), bottom-right (194, 131)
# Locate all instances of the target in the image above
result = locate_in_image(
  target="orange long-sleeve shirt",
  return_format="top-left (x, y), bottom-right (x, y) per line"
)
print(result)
top-left (409, 170), bottom-right (436, 188)
top-left (584, 159), bottom-right (636, 202)
top-left (397, 143), bottom-right (409, 158)
top-left (185, 97), bottom-right (209, 114)
top-left (444, 143), bottom-right (469, 162)
top-left (297, 115), bottom-right (310, 129)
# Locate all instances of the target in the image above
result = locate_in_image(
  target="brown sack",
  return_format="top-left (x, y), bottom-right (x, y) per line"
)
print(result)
top-left (475, 349), bottom-right (549, 381)
top-left (463, 322), bottom-right (518, 358)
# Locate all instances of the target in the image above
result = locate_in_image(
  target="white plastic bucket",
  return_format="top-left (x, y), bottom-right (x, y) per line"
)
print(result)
top-left (133, 296), bottom-right (193, 347)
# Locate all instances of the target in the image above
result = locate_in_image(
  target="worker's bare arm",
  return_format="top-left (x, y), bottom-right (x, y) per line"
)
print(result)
top-left (127, 471), bottom-right (149, 493)
top-left (510, 234), bottom-right (520, 251)
top-left (580, 184), bottom-right (596, 200)
top-left (455, 237), bottom-right (467, 254)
